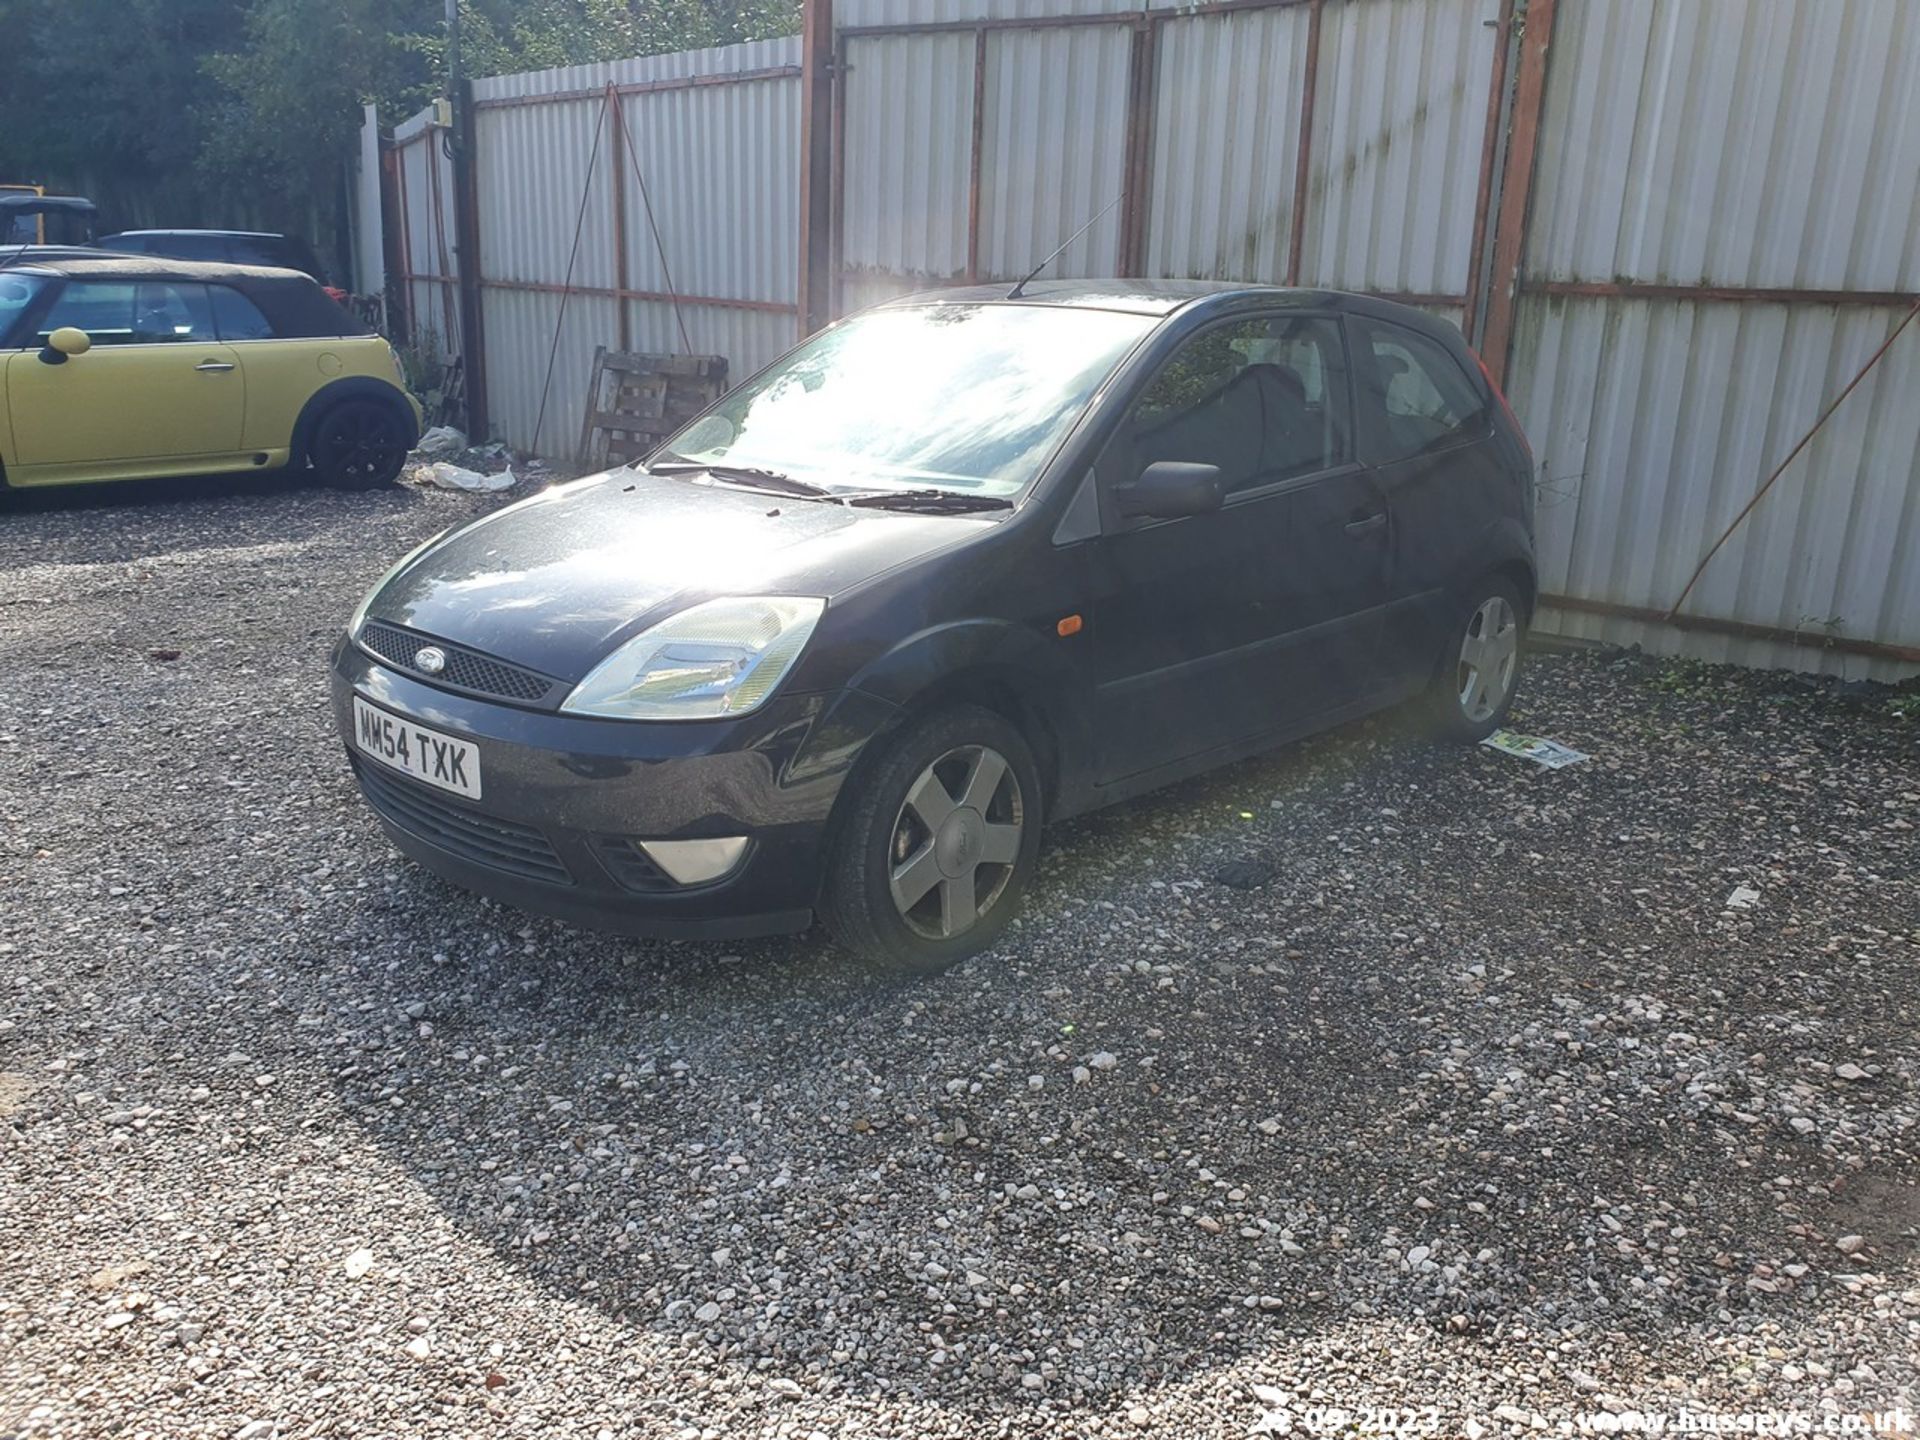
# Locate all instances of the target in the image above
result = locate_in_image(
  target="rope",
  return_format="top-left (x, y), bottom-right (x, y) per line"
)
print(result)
top-left (1665, 293), bottom-right (1920, 621)
top-left (529, 91), bottom-right (609, 458)
top-left (612, 90), bottom-right (694, 357)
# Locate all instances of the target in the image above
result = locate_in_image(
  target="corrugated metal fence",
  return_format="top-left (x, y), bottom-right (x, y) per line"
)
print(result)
top-left (386, 0), bottom-right (1920, 678)
top-left (1513, 0), bottom-right (1920, 679)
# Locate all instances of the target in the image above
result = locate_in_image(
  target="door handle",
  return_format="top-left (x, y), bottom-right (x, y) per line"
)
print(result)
top-left (1344, 510), bottom-right (1387, 537)
top-left (195, 360), bottom-right (235, 372)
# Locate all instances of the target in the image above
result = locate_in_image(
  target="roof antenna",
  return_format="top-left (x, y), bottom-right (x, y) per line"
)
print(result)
top-left (1006, 192), bottom-right (1124, 300)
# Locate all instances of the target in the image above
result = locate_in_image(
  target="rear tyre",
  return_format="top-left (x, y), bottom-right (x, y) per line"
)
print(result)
top-left (310, 399), bottom-right (409, 489)
top-left (1427, 576), bottom-right (1526, 742)
top-left (821, 705), bottom-right (1044, 977)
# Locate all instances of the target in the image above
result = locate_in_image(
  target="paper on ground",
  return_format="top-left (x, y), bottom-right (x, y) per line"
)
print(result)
top-left (1481, 729), bottom-right (1589, 769)
top-left (428, 461), bottom-right (515, 492)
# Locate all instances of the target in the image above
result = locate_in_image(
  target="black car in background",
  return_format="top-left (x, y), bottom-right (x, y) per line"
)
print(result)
top-left (333, 282), bottom-right (1536, 974)
top-left (97, 230), bottom-right (338, 294)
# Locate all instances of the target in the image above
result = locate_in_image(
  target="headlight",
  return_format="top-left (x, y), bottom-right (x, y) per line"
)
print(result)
top-left (561, 596), bottom-right (825, 720)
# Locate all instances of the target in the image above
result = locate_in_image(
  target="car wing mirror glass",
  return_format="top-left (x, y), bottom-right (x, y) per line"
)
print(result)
top-left (1114, 460), bottom-right (1225, 521)
top-left (40, 326), bottom-right (92, 365)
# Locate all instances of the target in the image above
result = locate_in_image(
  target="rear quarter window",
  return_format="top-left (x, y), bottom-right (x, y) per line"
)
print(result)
top-left (1353, 319), bottom-right (1489, 464)
top-left (209, 285), bottom-right (276, 340)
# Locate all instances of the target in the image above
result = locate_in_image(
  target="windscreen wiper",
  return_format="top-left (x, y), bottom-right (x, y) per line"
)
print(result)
top-left (647, 461), bottom-right (837, 499)
top-left (838, 488), bottom-right (1014, 513)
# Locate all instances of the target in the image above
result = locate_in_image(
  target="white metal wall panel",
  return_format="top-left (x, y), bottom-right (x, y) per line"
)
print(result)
top-left (1300, 0), bottom-right (1496, 296)
top-left (472, 38), bottom-right (799, 104)
top-left (1144, 7), bottom-right (1312, 284)
top-left (1513, 298), bottom-right (1920, 681)
top-left (392, 112), bottom-right (461, 359)
top-left (1512, 0), bottom-right (1920, 677)
top-left (614, 74), bottom-right (798, 307)
top-left (481, 290), bottom-right (797, 459)
top-left (352, 103), bottom-right (385, 299)
top-left (479, 94), bottom-right (614, 293)
top-left (840, 0), bottom-right (1146, 25)
top-left (839, 29), bottom-right (977, 311)
top-left (978, 23), bottom-right (1133, 281)
top-left (1530, 0), bottom-right (1920, 291)
top-left (468, 38), bottom-right (802, 454)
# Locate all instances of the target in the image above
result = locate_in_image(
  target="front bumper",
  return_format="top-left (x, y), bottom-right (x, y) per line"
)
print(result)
top-left (329, 636), bottom-right (897, 939)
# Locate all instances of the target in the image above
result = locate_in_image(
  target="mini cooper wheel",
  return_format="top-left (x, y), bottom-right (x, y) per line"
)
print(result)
top-left (311, 399), bottom-right (409, 489)
top-left (822, 705), bottom-right (1044, 976)
top-left (1429, 576), bottom-right (1526, 741)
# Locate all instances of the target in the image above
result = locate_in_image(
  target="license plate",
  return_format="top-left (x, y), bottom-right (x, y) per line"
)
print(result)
top-left (352, 697), bottom-right (482, 800)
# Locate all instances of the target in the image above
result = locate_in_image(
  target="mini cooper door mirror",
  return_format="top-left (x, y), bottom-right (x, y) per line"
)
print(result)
top-left (40, 326), bottom-right (92, 365)
top-left (1114, 460), bottom-right (1225, 521)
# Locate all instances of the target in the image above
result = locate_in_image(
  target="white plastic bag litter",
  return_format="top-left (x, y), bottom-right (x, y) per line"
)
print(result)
top-left (427, 461), bottom-right (515, 492)
top-left (415, 425), bottom-right (468, 458)
top-left (1480, 729), bottom-right (1589, 768)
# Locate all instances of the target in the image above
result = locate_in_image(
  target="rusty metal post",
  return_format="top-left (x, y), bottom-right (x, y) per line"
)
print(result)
top-left (1285, 0), bottom-right (1324, 288)
top-left (1479, 0), bottom-right (1557, 389)
top-left (1462, 0), bottom-right (1517, 346)
top-left (608, 85), bottom-right (632, 352)
top-left (452, 77), bottom-right (489, 439)
top-left (379, 140), bottom-right (409, 345)
top-left (967, 28), bottom-right (987, 282)
top-left (451, 82), bottom-right (491, 443)
top-left (1117, 17), bottom-right (1159, 277)
top-left (797, 0), bottom-right (836, 336)
top-left (829, 32), bottom-right (847, 321)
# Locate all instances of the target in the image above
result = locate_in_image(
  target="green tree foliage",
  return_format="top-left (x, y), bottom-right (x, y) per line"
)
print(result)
top-left (0, 0), bottom-right (797, 242)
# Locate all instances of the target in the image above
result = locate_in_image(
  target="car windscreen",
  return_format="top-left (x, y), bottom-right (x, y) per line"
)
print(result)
top-left (660, 304), bottom-right (1156, 497)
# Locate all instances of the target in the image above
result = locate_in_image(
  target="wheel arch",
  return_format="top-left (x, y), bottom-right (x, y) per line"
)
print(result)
top-left (290, 377), bottom-right (420, 467)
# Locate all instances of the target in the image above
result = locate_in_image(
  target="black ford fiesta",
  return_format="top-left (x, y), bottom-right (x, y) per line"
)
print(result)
top-left (333, 282), bottom-right (1535, 973)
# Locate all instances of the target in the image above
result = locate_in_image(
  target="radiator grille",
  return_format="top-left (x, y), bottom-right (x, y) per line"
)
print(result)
top-left (358, 621), bottom-right (557, 705)
top-left (354, 760), bottom-right (572, 885)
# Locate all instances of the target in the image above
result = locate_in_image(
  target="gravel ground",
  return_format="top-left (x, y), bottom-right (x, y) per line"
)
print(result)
top-left (2, 476), bottom-right (1916, 1440)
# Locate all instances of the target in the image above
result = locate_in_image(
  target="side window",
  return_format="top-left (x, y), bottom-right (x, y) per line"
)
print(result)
top-left (35, 281), bottom-right (216, 346)
top-left (1355, 319), bottom-right (1487, 462)
top-left (210, 285), bottom-right (275, 340)
top-left (1123, 315), bottom-right (1350, 496)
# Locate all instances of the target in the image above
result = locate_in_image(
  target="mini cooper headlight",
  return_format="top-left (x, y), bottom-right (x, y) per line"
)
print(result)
top-left (561, 596), bottom-right (825, 720)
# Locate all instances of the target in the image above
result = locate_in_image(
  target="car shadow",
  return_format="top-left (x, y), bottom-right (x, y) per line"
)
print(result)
top-left (315, 686), bottom-right (1891, 1426)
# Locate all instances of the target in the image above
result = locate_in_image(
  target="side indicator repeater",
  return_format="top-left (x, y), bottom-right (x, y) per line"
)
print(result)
top-left (1056, 614), bottom-right (1084, 638)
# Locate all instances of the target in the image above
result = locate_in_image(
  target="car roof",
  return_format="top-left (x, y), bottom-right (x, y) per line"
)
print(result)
top-left (0, 194), bottom-right (97, 215)
top-left (1, 253), bottom-right (372, 338)
top-left (877, 278), bottom-right (1450, 326)
top-left (6, 252), bottom-right (310, 284)
top-left (101, 229), bottom-right (287, 240)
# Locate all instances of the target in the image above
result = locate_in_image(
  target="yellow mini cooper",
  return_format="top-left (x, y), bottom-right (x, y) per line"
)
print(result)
top-left (0, 253), bottom-right (420, 491)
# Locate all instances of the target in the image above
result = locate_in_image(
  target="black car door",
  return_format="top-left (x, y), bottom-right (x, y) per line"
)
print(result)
top-left (1348, 316), bottom-right (1510, 689)
top-left (1082, 312), bottom-right (1389, 785)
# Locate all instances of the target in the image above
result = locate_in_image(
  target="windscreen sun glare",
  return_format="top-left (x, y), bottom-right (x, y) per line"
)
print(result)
top-left (667, 304), bottom-right (1154, 496)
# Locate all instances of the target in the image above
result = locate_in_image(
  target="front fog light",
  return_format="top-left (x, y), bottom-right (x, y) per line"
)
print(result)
top-left (640, 836), bottom-right (750, 886)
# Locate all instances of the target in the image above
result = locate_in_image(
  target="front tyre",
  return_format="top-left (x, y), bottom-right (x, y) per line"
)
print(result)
top-left (822, 705), bottom-right (1044, 977)
top-left (1427, 576), bottom-right (1526, 742)
top-left (310, 399), bottom-right (409, 489)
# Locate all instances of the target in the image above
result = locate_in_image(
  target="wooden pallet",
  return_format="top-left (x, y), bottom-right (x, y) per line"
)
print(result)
top-left (577, 348), bottom-right (729, 469)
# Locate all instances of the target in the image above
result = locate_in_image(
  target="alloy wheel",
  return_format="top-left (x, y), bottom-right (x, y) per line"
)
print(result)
top-left (887, 744), bottom-right (1024, 941)
top-left (1457, 595), bottom-right (1519, 723)
top-left (322, 408), bottom-right (402, 481)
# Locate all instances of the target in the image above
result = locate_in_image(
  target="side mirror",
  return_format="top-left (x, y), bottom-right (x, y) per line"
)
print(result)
top-left (39, 326), bottom-right (92, 365)
top-left (1114, 461), bottom-right (1225, 521)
